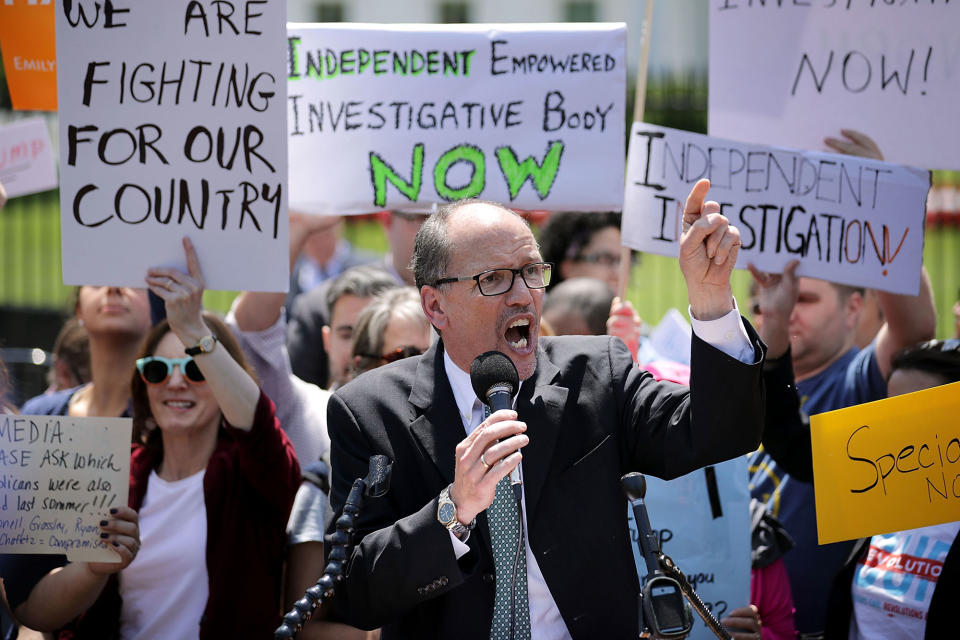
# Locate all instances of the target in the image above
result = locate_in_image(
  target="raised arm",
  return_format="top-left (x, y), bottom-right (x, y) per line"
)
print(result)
top-left (233, 211), bottom-right (341, 332)
top-left (145, 237), bottom-right (259, 430)
top-left (679, 179), bottom-right (741, 321)
top-left (873, 268), bottom-right (936, 379)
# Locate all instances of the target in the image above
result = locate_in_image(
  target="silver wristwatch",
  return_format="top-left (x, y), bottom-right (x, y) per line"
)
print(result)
top-left (437, 484), bottom-right (475, 541)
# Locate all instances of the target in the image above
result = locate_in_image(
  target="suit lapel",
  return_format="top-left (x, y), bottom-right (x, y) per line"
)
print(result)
top-left (516, 346), bottom-right (567, 521)
top-left (408, 340), bottom-right (495, 558)
top-left (408, 340), bottom-right (462, 486)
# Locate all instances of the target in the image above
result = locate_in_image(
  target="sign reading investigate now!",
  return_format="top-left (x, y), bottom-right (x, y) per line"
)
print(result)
top-left (811, 381), bottom-right (960, 545)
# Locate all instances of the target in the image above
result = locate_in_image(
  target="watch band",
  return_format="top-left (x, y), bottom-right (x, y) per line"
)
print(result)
top-left (438, 484), bottom-right (475, 541)
top-left (184, 334), bottom-right (218, 356)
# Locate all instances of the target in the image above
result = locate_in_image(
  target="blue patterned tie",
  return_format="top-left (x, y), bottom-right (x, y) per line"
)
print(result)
top-left (484, 405), bottom-right (531, 639)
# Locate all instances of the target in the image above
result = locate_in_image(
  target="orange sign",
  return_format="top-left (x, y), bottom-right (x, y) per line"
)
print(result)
top-left (0, 1), bottom-right (57, 111)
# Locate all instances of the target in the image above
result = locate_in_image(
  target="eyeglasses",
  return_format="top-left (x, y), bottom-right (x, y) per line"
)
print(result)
top-left (136, 356), bottom-right (205, 385)
top-left (432, 262), bottom-right (553, 296)
top-left (572, 251), bottom-right (620, 266)
top-left (357, 345), bottom-right (424, 365)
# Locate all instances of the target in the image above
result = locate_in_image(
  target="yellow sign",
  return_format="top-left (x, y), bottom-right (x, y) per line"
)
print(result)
top-left (811, 381), bottom-right (960, 545)
top-left (0, 1), bottom-right (57, 111)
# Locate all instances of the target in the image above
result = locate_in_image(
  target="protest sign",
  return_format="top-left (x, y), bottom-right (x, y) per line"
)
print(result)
top-left (811, 381), bottom-right (960, 545)
top-left (708, 1), bottom-right (959, 170)
top-left (627, 458), bottom-right (751, 638)
top-left (622, 123), bottom-right (929, 296)
top-left (0, 0), bottom-right (57, 111)
top-left (0, 414), bottom-right (131, 562)
top-left (286, 23), bottom-right (626, 214)
top-left (0, 117), bottom-right (57, 198)
top-left (56, 0), bottom-right (289, 291)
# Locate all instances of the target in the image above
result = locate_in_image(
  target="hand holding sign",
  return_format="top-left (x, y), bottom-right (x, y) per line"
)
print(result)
top-left (87, 506), bottom-right (140, 574)
top-left (145, 237), bottom-right (209, 348)
top-left (679, 179), bottom-right (741, 321)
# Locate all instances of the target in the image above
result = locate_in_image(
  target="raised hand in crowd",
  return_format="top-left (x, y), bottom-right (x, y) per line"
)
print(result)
top-left (746, 259), bottom-right (800, 359)
top-left (145, 237), bottom-right (260, 429)
top-left (824, 128), bottom-right (883, 160)
top-left (606, 296), bottom-right (642, 361)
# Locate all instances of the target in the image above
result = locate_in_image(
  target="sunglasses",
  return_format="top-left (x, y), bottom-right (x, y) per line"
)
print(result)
top-left (357, 345), bottom-right (424, 365)
top-left (136, 356), bottom-right (206, 385)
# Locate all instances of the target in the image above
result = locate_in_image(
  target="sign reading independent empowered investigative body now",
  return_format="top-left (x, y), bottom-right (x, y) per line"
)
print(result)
top-left (287, 23), bottom-right (626, 214)
top-left (622, 123), bottom-right (930, 296)
top-left (56, 0), bottom-right (289, 291)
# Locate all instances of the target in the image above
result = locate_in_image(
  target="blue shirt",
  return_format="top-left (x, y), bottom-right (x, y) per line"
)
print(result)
top-left (748, 344), bottom-right (886, 633)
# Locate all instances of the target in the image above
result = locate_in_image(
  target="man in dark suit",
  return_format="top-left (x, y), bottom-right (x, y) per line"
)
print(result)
top-left (326, 180), bottom-right (765, 639)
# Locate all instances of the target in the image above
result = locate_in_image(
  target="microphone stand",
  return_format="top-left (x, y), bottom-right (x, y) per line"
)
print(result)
top-left (274, 455), bottom-right (393, 639)
top-left (621, 473), bottom-right (732, 640)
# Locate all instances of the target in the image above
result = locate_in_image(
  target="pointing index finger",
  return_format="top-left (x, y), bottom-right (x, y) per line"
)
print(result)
top-left (683, 178), bottom-right (712, 228)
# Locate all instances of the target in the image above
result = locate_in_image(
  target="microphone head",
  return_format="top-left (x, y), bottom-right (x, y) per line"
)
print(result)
top-left (620, 472), bottom-right (647, 501)
top-left (470, 350), bottom-right (520, 403)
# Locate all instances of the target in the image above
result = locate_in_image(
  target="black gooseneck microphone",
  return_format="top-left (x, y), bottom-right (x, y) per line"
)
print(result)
top-left (470, 351), bottom-right (523, 640)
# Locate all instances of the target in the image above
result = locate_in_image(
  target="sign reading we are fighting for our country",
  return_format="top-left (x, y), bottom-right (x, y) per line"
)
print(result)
top-left (811, 381), bottom-right (960, 545)
top-left (286, 23), bottom-right (626, 214)
top-left (0, 414), bottom-right (131, 562)
top-left (621, 123), bottom-right (930, 296)
top-left (56, 0), bottom-right (289, 291)
top-left (708, 1), bottom-right (959, 171)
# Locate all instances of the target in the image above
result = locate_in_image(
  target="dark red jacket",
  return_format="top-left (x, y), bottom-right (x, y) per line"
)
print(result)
top-left (69, 390), bottom-right (300, 639)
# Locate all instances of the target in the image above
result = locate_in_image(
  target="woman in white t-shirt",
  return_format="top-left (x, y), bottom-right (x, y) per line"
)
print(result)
top-left (825, 338), bottom-right (960, 639)
top-left (11, 238), bottom-right (300, 639)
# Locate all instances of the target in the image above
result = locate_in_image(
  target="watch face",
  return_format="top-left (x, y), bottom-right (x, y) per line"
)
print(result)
top-left (438, 502), bottom-right (455, 524)
top-left (200, 336), bottom-right (215, 352)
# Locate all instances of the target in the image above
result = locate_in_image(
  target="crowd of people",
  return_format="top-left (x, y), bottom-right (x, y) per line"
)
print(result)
top-left (0, 129), bottom-right (957, 640)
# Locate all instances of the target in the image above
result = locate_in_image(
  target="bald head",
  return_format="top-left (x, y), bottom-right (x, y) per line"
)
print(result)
top-left (412, 199), bottom-right (530, 289)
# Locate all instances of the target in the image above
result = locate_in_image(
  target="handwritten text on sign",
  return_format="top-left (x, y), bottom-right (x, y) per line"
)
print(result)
top-left (708, 1), bottom-right (959, 170)
top-left (287, 23), bottom-right (625, 214)
top-left (0, 414), bottom-right (131, 562)
top-left (811, 381), bottom-right (960, 545)
top-left (627, 458), bottom-right (751, 638)
top-left (621, 123), bottom-right (929, 296)
top-left (0, 118), bottom-right (58, 198)
top-left (56, 0), bottom-right (289, 291)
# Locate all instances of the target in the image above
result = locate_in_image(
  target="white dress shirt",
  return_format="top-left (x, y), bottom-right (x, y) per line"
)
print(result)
top-left (441, 305), bottom-right (754, 640)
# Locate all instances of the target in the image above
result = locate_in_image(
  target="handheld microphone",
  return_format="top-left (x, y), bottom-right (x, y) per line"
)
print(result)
top-left (470, 351), bottom-right (521, 487)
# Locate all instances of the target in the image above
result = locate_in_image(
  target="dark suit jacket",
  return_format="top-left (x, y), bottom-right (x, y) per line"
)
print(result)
top-left (326, 329), bottom-right (765, 639)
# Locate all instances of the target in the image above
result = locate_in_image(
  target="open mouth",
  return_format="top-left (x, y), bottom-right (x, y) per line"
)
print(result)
top-left (164, 400), bottom-right (195, 409)
top-left (504, 318), bottom-right (531, 350)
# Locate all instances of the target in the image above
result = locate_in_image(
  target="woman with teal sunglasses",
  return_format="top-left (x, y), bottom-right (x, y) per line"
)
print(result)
top-left (12, 238), bottom-right (301, 639)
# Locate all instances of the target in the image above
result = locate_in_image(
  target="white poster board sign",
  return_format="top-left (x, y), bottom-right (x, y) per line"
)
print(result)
top-left (287, 23), bottom-right (626, 214)
top-left (622, 123), bottom-right (929, 296)
top-left (56, 0), bottom-right (289, 291)
top-left (0, 414), bottom-right (131, 562)
top-left (709, 2), bottom-right (959, 170)
top-left (0, 118), bottom-right (58, 198)
top-left (627, 458), bottom-right (751, 639)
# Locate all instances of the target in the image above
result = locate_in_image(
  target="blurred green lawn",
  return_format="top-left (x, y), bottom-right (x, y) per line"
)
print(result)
top-left (2, 190), bottom-right (957, 341)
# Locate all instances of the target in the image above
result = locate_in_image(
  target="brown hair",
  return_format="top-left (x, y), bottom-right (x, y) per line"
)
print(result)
top-left (130, 312), bottom-right (256, 462)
